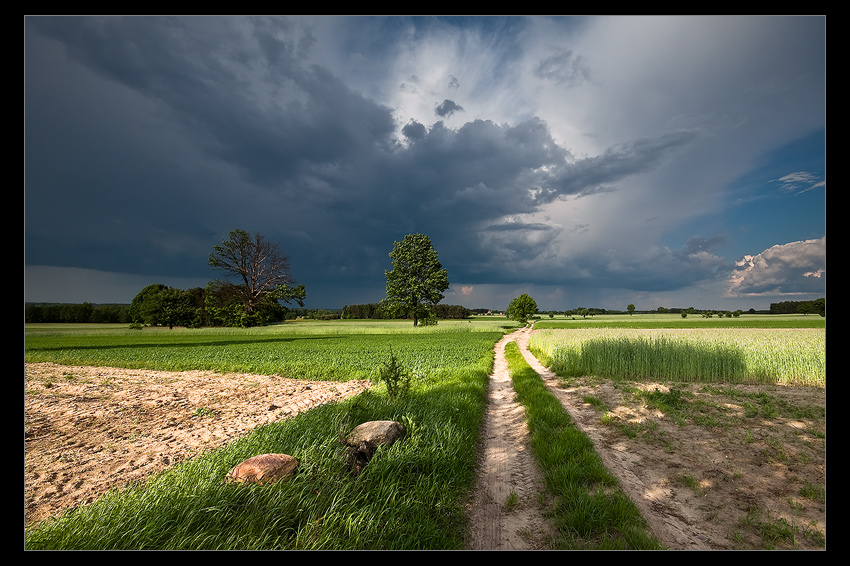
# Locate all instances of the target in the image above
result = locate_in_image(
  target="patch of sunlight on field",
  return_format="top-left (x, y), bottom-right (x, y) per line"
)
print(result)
top-left (529, 328), bottom-right (825, 387)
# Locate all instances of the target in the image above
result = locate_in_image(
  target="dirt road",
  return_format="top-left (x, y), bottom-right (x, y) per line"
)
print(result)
top-left (465, 328), bottom-right (555, 549)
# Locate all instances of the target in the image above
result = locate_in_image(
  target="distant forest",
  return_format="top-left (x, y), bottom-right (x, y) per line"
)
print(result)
top-left (25, 298), bottom-right (824, 325)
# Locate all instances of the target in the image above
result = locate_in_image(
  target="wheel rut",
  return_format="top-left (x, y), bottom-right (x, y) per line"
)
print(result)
top-left (466, 327), bottom-right (555, 550)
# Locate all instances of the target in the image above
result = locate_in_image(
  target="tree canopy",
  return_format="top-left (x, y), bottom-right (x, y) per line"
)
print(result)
top-left (507, 293), bottom-right (538, 325)
top-left (129, 284), bottom-right (199, 329)
top-left (383, 233), bottom-right (449, 326)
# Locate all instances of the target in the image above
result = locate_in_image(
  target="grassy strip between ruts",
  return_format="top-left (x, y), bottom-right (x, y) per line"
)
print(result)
top-left (504, 340), bottom-right (664, 550)
top-left (24, 329), bottom-right (501, 550)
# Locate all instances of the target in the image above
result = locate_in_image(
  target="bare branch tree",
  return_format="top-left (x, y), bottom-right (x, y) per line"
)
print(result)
top-left (209, 229), bottom-right (303, 314)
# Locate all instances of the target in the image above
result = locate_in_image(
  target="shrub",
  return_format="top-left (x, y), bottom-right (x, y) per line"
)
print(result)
top-left (374, 349), bottom-right (412, 401)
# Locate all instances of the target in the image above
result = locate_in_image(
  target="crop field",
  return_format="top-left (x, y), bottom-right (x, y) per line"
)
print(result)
top-left (24, 320), bottom-right (510, 550)
top-left (529, 327), bottom-right (825, 387)
top-left (24, 320), bottom-right (508, 381)
top-left (24, 315), bottom-right (826, 549)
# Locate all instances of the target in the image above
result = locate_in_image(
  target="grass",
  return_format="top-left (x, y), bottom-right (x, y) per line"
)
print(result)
top-left (24, 314), bottom-right (825, 549)
top-left (529, 328), bottom-right (825, 387)
top-left (24, 320), bottom-right (509, 380)
top-left (503, 341), bottom-right (663, 549)
top-left (24, 320), bottom-right (506, 550)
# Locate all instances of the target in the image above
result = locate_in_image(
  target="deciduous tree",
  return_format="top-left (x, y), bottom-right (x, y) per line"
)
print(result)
top-left (129, 283), bottom-right (196, 329)
top-left (208, 229), bottom-right (306, 320)
top-left (383, 233), bottom-right (449, 326)
top-left (506, 293), bottom-right (538, 325)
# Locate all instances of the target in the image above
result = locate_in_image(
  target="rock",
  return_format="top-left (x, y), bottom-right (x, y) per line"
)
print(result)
top-left (343, 420), bottom-right (405, 474)
top-left (226, 453), bottom-right (298, 485)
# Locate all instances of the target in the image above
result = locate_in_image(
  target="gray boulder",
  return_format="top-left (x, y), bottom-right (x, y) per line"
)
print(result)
top-left (344, 420), bottom-right (405, 474)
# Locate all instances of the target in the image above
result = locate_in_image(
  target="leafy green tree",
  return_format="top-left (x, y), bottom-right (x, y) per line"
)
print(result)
top-left (506, 294), bottom-right (538, 325)
top-left (627, 303), bottom-right (635, 316)
top-left (157, 287), bottom-right (197, 329)
top-left (203, 279), bottom-right (286, 327)
top-left (208, 229), bottom-right (306, 321)
top-left (129, 284), bottom-right (195, 328)
top-left (129, 284), bottom-right (167, 325)
top-left (383, 233), bottom-right (449, 326)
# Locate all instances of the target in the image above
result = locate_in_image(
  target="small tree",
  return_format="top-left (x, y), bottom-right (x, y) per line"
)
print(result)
top-left (506, 294), bottom-right (538, 325)
top-left (129, 284), bottom-right (196, 329)
top-left (375, 348), bottom-right (412, 402)
top-left (383, 233), bottom-right (449, 326)
top-left (627, 303), bottom-right (635, 316)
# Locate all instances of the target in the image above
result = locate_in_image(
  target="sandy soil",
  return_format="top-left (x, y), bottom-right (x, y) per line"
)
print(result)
top-left (25, 327), bottom-right (826, 550)
top-left (24, 363), bottom-right (370, 527)
top-left (465, 329), bottom-right (556, 549)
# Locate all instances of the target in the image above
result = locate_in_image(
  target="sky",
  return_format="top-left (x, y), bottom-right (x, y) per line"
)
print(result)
top-left (24, 16), bottom-right (826, 312)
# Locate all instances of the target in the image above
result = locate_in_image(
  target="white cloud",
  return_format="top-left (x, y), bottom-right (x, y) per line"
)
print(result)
top-left (727, 237), bottom-right (826, 297)
top-left (775, 171), bottom-right (825, 195)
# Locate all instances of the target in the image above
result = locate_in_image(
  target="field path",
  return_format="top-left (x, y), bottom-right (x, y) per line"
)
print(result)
top-left (467, 324), bottom-right (711, 550)
top-left (508, 325), bottom-right (706, 550)
top-left (465, 327), bottom-right (555, 550)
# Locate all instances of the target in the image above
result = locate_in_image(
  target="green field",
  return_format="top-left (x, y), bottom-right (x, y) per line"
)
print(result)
top-left (24, 315), bottom-right (825, 549)
top-left (529, 327), bottom-right (825, 387)
top-left (25, 319), bottom-right (510, 549)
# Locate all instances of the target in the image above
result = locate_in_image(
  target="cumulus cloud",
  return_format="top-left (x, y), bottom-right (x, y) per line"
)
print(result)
top-left (727, 238), bottom-right (826, 297)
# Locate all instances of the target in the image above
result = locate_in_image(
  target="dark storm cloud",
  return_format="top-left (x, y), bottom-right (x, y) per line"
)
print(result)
top-left (28, 16), bottom-right (397, 190)
top-left (434, 99), bottom-right (464, 117)
top-left (26, 16), bottom-right (822, 310)
top-left (25, 15), bottom-right (702, 294)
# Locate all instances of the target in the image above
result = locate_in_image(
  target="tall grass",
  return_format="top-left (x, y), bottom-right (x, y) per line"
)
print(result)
top-left (529, 328), bottom-right (825, 387)
top-left (25, 325), bottom-right (501, 550)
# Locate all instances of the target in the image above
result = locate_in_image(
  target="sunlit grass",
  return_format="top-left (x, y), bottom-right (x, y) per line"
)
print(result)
top-left (529, 328), bottom-right (825, 387)
top-left (504, 341), bottom-right (663, 549)
top-left (24, 321), bottom-right (508, 381)
top-left (25, 323), bottom-right (502, 550)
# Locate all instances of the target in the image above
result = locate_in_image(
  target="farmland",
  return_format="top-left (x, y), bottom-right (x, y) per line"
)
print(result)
top-left (24, 314), bottom-right (825, 549)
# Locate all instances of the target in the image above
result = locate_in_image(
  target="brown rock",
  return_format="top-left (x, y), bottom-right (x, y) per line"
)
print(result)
top-left (226, 453), bottom-right (298, 485)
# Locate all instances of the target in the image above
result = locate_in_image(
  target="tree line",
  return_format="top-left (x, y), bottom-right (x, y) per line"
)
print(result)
top-left (26, 230), bottom-right (458, 329)
top-left (769, 298), bottom-right (825, 316)
top-left (341, 303), bottom-right (472, 321)
top-left (25, 302), bottom-right (132, 324)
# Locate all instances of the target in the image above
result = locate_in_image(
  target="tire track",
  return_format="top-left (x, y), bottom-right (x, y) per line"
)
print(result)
top-left (466, 327), bottom-right (554, 550)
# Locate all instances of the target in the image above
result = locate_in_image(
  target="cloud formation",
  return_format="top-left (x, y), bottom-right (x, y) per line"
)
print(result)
top-left (728, 238), bottom-right (826, 297)
top-left (25, 16), bottom-right (825, 310)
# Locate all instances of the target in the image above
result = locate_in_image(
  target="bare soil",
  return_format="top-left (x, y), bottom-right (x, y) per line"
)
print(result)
top-left (25, 327), bottom-right (826, 550)
top-left (24, 363), bottom-right (370, 527)
top-left (509, 326), bottom-right (826, 550)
